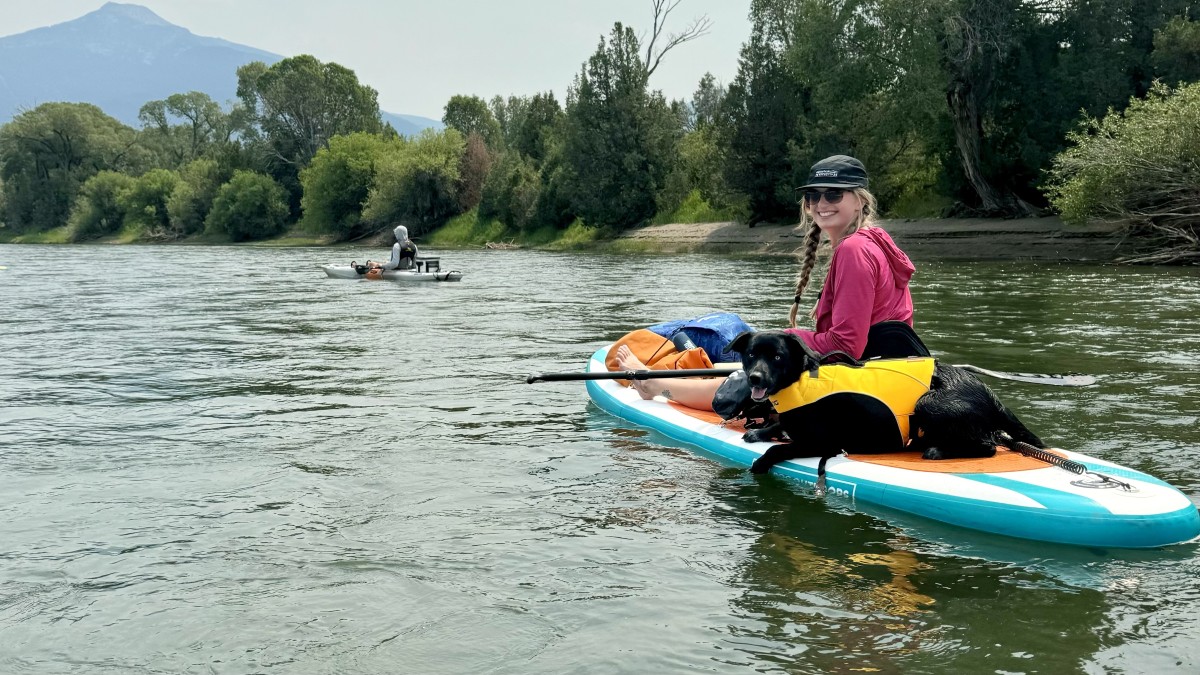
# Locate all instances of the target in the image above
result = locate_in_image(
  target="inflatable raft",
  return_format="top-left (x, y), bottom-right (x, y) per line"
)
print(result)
top-left (321, 264), bottom-right (462, 282)
top-left (584, 345), bottom-right (1200, 549)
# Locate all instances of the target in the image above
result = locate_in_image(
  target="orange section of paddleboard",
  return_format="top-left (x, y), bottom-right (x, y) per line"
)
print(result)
top-left (666, 401), bottom-right (1063, 474)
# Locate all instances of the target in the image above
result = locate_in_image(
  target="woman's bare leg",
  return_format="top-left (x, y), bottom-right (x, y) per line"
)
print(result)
top-left (614, 345), bottom-right (719, 411)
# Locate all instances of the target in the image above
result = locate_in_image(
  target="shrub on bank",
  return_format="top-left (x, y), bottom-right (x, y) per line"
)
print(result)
top-left (120, 169), bottom-right (179, 239)
top-left (68, 171), bottom-right (134, 241)
top-left (1046, 82), bottom-right (1200, 264)
top-left (650, 189), bottom-right (746, 225)
top-left (167, 159), bottom-right (223, 239)
top-left (479, 151), bottom-right (540, 229)
top-left (363, 128), bottom-right (464, 237)
top-left (299, 132), bottom-right (391, 240)
top-left (205, 171), bottom-right (288, 242)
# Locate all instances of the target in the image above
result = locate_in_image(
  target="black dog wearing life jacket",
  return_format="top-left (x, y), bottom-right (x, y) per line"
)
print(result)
top-left (727, 330), bottom-right (1046, 474)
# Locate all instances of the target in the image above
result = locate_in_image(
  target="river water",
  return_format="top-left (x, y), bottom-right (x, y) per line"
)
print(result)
top-left (2, 243), bottom-right (1199, 674)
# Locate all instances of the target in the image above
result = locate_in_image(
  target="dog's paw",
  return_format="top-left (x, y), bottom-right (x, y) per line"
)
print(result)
top-left (743, 425), bottom-right (787, 444)
top-left (742, 428), bottom-right (769, 443)
top-left (921, 447), bottom-right (945, 460)
top-left (749, 457), bottom-right (772, 474)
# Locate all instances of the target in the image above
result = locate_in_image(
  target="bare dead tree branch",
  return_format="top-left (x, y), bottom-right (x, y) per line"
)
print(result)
top-left (643, 0), bottom-right (713, 78)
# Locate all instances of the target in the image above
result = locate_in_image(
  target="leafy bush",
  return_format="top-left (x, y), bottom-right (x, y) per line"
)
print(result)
top-left (120, 169), bottom-right (180, 237)
top-left (67, 171), bottom-right (134, 241)
top-left (651, 189), bottom-right (746, 225)
top-left (299, 132), bottom-right (391, 239)
top-left (167, 159), bottom-right (223, 238)
top-left (479, 150), bottom-right (541, 228)
top-left (1046, 82), bottom-right (1200, 263)
top-left (205, 171), bottom-right (289, 241)
top-left (362, 128), bottom-right (464, 236)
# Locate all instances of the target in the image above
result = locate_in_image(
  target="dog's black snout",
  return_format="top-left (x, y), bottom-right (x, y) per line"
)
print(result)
top-left (746, 371), bottom-right (764, 387)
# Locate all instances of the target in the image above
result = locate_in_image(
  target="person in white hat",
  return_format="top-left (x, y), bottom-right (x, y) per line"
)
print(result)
top-left (367, 225), bottom-right (418, 271)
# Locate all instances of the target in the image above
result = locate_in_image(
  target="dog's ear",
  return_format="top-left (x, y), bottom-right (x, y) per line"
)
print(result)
top-left (784, 332), bottom-right (822, 368)
top-left (728, 330), bottom-right (754, 357)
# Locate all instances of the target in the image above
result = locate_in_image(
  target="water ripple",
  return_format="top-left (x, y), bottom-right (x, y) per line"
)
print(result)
top-left (1, 245), bottom-right (1199, 673)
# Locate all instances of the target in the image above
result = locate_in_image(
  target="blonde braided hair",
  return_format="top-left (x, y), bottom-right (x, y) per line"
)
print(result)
top-left (788, 187), bottom-right (879, 327)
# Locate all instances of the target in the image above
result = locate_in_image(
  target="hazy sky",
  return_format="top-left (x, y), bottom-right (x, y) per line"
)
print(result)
top-left (0, 0), bottom-right (751, 120)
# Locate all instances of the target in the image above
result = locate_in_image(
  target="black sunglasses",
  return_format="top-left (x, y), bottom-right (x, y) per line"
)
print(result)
top-left (802, 188), bottom-right (847, 205)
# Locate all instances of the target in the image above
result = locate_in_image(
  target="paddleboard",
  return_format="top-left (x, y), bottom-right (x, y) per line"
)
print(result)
top-left (585, 345), bottom-right (1200, 549)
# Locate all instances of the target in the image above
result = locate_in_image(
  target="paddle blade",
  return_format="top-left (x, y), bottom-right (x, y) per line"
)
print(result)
top-left (954, 364), bottom-right (1096, 387)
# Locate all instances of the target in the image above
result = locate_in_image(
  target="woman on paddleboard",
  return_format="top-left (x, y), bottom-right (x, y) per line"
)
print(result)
top-left (616, 155), bottom-right (920, 410)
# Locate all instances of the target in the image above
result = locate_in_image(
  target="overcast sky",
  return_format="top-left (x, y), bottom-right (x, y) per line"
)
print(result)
top-left (0, 0), bottom-right (751, 120)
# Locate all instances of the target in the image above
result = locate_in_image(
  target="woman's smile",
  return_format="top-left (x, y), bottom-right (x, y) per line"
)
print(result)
top-left (809, 193), bottom-right (862, 243)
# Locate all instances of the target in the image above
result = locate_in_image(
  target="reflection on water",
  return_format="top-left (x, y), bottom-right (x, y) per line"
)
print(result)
top-left (1, 244), bottom-right (1198, 673)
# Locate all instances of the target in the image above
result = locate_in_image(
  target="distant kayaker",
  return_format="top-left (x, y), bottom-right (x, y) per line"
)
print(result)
top-left (616, 155), bottom-right (921, 409)
top-left (366, 225), bottom-right (418, 271)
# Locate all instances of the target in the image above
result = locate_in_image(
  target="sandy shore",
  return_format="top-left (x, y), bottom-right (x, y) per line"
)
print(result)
top-left (616, 217), bottom-right (1128, 262)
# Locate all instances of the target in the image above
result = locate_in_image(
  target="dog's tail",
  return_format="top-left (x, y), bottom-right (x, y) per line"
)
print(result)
top-left (997, 405), bottom-right (1045, 449)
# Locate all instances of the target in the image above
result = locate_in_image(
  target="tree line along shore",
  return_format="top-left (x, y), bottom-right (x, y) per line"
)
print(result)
top-left (1, 2), bottom-right (1197, 264)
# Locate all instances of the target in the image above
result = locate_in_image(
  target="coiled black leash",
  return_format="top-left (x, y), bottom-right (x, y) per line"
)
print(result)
top-left (995, 432), bottom-right (1134, 491)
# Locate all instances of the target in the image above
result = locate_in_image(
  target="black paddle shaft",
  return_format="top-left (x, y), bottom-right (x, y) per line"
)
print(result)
top-left (526, 368), bottom-right (736, 384)
top-left (527, 363), bottom-right (1094, 386)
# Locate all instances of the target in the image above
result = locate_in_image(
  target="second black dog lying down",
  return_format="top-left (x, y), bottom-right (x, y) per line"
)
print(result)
top-left (725, 330), bottom-right (1045, 475)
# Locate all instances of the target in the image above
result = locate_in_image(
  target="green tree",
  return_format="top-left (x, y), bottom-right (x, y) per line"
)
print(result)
top-left (138, 92), bottom-right (234, 167)
top-left (512, 92), bottom-right (563, 165)
top-left (721, 11), bottom-right (808, 225)
top-left (363, 128), bottom-right (465, 235)
top-left (67, 171), bottom-right (134, 241)
top-left (532, 154), bottom-right (575, 230)
top-left (926, 0), bottom-right (1191, 214)
top-left (443, 95), bottom-right (502, 147)
top-left (236, 55), bottom-right (382, 216)
top-left (689, 72), bottom-right (726, 131)
top-left (490, 95), bottom-right (530, 148)
top-left (120, 168), bottom-right (180, 238)
top-left (784, 0), bottom-right (948, 209)
top-left (237, 55), bottom-right (383, 167)
top-left (920, 0), bottom-right (1041, 215)
top-left (562, 23), bottom-right (680, 229)
top-left (479, 150), bottom-right (541, 228)
top-left (205, 171), bottom-right (289, 241)
top-left (0, 102), bottom-right (144, 232)
top-left (299, 132), bottom-right (392, 239)
top-left (167, 158), bottom-right (225, 238)
top-left (1153, 15), bottom-right (1200, 84)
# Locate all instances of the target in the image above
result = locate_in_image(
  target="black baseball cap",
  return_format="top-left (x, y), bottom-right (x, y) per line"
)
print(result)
top-left (799, 155), bottom-right (869, 189)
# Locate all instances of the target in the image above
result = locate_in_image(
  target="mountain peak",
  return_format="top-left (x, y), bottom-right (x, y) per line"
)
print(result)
top-left (86, 2), bottom-right (174, 28)
top-left (0, 4), bottom-right (440, 134)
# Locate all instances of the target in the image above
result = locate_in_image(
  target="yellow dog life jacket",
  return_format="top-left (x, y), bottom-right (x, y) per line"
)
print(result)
top-left (768, 357), bottom-right (936, 449)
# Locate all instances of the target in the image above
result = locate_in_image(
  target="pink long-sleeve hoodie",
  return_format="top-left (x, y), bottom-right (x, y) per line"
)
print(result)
top-left (785, 226), bottom-right (914, 358)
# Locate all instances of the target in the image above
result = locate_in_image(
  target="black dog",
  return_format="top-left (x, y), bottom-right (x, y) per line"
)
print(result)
top-left (727, 330), bottom-right (1045, 474)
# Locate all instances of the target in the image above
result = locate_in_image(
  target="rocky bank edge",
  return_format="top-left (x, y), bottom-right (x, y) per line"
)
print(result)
top-left (615, 217), bottom-right (1129, 263)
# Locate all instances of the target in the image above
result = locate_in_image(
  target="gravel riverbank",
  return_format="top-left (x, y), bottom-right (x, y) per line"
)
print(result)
top-left (615, 217), bottom-right (1127, 263)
